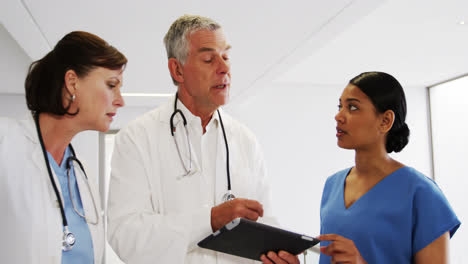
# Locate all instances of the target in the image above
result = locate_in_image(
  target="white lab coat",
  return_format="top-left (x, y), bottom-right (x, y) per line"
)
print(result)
top-left (0, 115), bottom-right (104, 264)
top-left (107, 96), bottom-right (275, 264)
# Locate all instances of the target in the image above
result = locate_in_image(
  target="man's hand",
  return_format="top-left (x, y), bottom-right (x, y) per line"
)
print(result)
top-left (211, 198), bottom-right (264, 231)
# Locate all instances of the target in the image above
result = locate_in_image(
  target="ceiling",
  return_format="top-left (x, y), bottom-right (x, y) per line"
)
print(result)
top-left (274, 0), bottom-right (468, 89)
top-left (1, 0), bottom-right (467, 105)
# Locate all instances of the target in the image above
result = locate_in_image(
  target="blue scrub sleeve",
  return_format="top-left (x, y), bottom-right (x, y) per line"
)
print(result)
top-left (411, 180), bottom-right (461, 255)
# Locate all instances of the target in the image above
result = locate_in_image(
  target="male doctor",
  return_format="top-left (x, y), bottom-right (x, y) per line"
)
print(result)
top-left (107, 15), bottom-right (282, 264)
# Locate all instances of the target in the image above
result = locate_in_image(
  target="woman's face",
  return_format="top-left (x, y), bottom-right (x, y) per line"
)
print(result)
top-left (335, 84), bottom-right (384, 151)
top-left (74, 67), bottom-right (124, 132)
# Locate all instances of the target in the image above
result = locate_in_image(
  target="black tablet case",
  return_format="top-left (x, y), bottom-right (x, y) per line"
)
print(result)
top-left (198, 218), bottom-right (320, 261)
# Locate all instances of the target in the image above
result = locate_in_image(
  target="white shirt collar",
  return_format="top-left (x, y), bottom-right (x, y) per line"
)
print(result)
top-left (176, 98), bottom-right (220, 132)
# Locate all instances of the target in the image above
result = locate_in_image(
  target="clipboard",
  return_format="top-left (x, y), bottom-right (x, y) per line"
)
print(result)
top-left (197, 218), bottom-right (320, 261)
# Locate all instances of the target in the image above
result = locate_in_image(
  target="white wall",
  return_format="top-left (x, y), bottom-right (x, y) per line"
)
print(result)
top-left (0, 24), bottom-right (31, 95)
top-left (228, 82), bottom-right (431, 263)
top-left (0, 23), bottom-right (31, 117)
top-left (0, 94), bottom-right (28, 117)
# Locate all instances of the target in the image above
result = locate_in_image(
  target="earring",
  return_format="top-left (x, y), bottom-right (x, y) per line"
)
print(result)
top-left (71, 94), bottom-right (76, 102)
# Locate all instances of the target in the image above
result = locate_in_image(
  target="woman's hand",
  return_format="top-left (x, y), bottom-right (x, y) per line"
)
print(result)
top-left (318, 234), bottom-right (367, 264)
top-left (260, 251), bottom-right (300, 264)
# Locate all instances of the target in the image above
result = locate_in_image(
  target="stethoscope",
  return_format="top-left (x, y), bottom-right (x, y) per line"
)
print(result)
top-left (169, 93), bottom-right (235, 202)
top-left (34, 113), bottom-right (99, 252)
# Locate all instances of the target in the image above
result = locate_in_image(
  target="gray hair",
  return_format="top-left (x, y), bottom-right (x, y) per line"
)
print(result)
top-left (164, 15), bottom-right (221, 83)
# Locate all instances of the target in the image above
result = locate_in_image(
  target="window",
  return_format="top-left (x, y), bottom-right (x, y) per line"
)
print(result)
top-left (429, 75), bottom-right (468, 263)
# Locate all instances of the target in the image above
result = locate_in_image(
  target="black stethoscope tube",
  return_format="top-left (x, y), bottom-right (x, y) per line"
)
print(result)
top-left (34, 114), bottom-right (88, 227)
top-left (217, 108), bottom-right (231, 191)
top-left (34, 113), bottom-right (69, 228)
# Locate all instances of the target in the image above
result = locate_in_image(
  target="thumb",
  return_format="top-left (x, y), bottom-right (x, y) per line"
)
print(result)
top-left (320, 246), bottom-right (328, 255)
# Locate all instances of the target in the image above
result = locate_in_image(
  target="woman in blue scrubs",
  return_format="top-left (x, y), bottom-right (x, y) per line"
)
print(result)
top-left (0, 31), bottom-right (126, 263)
top-left (262, 72), bottom-right (460, 264)
top-left (318, 72), bottom-right (460, 263)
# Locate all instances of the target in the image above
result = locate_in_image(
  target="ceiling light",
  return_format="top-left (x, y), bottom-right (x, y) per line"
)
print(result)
top-left (459, 21), bottom-right (465, 25)
top-left (122, 93), bottom-right (172, 97)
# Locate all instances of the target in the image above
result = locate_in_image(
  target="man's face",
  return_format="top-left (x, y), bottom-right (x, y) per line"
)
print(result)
top-left (179, 29), bottom-right (231, 111)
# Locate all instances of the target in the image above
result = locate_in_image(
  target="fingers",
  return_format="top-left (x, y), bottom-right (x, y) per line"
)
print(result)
top-left (267, 252), bottom-right (287, 264)
top-left (321, 240), bottom-right (349, 256)
top-left (318, 233), bottom-right (343, 256)
top-left (260, 254), bottom-right (273, 264)
top-left (321, 245), bottom-right (333, 256)
top-left (321, 243), bottom-right (343, 256)
top-left (211, 198), bottom-right (264, 231)
top-left (277, 251), bottom-right (300, 264)
top-left (317, 234), bottom-right (340, 241)
top-left (243, 209), bottom-right (260, 222)
top-left (231, 199), bottom-right (262, 221)
top-left (331, 252), bottom-right (354, 264)
top-left (260, 251), bottom-right (299, 264)
top-left (230, 198), bottom-right (263, 219)
top-left (320, 246), bottom-right (328, 255)
top-left (243, 199), bottom-right (264, 217)
top-left (319, 235), bottom-right (365, 263)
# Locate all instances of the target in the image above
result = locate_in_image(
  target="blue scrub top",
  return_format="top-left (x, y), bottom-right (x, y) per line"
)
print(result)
top-left (319, 167), bottom-right (460, 264)
top-left (48, 147), bottom-right (94, 264)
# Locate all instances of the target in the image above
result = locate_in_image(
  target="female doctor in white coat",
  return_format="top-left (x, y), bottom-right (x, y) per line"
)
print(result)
top-left (0, 31), bottom-right (126, 263)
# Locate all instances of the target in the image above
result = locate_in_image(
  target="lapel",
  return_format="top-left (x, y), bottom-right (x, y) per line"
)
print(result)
top-left (24, 114), bottom-right (65, 207)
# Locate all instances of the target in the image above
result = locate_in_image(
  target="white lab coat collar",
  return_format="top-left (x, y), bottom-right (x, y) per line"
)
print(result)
top-left (163, 94), bottom-right (220, 130)
top-left (176, 100), bottom-right (220, 130)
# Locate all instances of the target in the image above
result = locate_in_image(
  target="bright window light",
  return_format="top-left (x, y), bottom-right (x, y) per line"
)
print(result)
top-left (429, 74), bottom-right (468, 264)
top-left (122, 93), bottom-right (172, 97)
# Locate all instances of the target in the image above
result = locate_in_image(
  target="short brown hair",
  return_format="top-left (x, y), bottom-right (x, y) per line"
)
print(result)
top-left (25, 31), bottom-right (127, 115)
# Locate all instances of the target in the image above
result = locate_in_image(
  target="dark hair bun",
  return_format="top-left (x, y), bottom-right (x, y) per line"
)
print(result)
top-left (350, 72), bottom-right (409, 153)
top-left (386, 123), bottom-right (410, 153)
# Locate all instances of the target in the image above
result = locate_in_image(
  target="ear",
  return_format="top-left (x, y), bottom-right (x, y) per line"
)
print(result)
top-left (168, 58), bottom-right (184, 84)
top-left (380, 110), bottom-right (395, 133)
top-left (64, 69), bottom-right (78, 97)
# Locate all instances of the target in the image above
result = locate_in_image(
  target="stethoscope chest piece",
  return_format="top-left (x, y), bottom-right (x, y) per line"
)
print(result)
top-left (62, 227), bottom-right (76, 251)
top-left (222, 191), bottom-right (236, 202)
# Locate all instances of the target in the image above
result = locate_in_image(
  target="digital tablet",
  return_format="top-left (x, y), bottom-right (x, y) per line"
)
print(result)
top-left (197, 218), bottom-right (320, 261)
